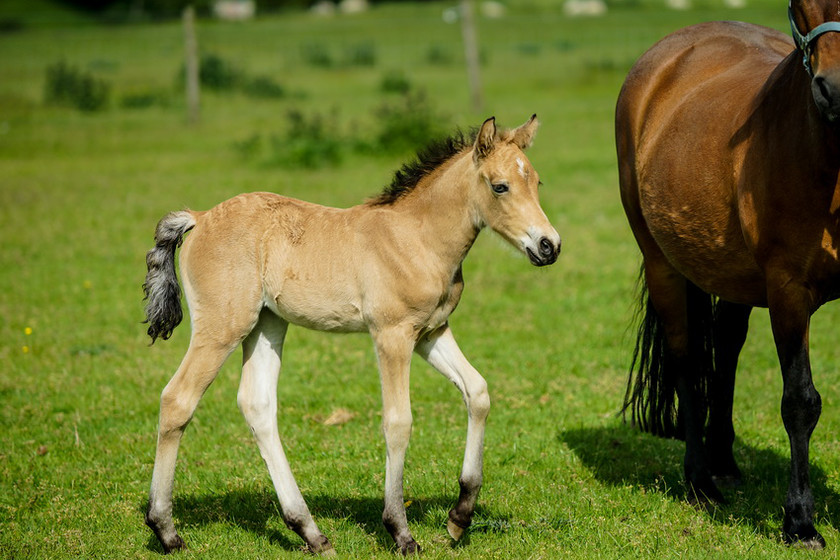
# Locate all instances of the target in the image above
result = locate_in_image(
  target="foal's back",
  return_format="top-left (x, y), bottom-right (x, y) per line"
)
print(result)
top-left (180, 192), bottom-right (370, 335)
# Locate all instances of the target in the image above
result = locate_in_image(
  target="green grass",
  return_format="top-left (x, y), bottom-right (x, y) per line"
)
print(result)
top-left (3, 1), bottom-right (840, 558)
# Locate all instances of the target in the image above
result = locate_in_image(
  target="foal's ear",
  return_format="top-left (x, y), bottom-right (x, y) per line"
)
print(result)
top-left (473, 116), bottom-right (496, 162)
top-left (512, 114), bottom-right (539, 150)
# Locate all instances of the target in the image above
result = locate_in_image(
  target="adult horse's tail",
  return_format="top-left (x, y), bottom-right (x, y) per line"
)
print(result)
top-left (621, 265), bottom-right (716, 440)
top-left (143, 211), bottom-right (195, 343)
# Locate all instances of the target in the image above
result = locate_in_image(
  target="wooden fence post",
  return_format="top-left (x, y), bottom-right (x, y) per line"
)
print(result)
top-left (460, 0), bottom-right (483, 113)
top-left (183, 5), bottom-right (200, 125)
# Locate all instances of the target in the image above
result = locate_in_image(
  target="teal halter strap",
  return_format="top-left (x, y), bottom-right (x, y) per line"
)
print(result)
top-left (788, 4), bottom-right (840, 76)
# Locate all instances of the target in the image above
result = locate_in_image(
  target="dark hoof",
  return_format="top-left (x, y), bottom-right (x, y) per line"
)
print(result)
top-left (162, 536), bottom-right (185, 554)
top-left (307, 535), bottom-right (336, 556)
top-left (145, 513), bottom-right (186, 554)
top-left (399, 540), bottom-right (421, 556)
top-left (785, 527), bottom-right (826, 550)
top-left (163, 536), bottom-right (187, 554)
top-left (711, 474), bottom-right (742, 489)
top-left (686, 474), bottom-right (726, 506)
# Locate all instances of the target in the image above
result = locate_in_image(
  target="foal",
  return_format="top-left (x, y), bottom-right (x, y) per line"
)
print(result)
top-left (143, 115), bottom-right (560, 555)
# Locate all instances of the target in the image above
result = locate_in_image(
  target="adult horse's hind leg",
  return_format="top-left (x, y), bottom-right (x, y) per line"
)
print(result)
top-left (415, 324), bottom-right (490, 541)
top-left (706, 301), bottom-right (751, 486)
top-left (643, 261), bottom-right (724, 504)
top-left (145, 335), bottom-right (241, 552)
top-left (237, 310), bottom-right (334, 555)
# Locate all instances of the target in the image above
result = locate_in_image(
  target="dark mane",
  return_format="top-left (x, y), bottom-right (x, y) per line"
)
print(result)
top-left (367, 128), bottom-right (477, 206)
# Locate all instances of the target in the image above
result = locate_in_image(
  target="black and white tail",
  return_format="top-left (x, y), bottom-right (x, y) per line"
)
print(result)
top-left (143, 211), bottom-right (195, 343)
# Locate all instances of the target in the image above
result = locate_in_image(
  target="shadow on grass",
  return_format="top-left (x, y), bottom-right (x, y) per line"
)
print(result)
top-left (561, 424), bottom-right (840, 541)
top-left (142, 490), bottom-right (471, 554)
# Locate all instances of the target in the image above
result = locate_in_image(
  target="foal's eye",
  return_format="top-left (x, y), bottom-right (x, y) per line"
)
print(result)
top-left (491, 182), bottom-right (509, 194)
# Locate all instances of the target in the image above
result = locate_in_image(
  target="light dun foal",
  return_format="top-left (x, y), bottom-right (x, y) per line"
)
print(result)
top-left (143, 115), bottom-right (560, 555)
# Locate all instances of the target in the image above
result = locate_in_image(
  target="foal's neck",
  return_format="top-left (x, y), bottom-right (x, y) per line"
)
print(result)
top-left (391, 150), bottom-right (482, 265)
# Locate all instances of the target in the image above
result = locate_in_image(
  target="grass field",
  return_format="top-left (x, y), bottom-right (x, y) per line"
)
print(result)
top-left (4, 1), bottom-right (840, 558)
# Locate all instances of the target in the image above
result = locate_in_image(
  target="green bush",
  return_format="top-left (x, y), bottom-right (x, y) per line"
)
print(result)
top-left (231, 133), bottom-right (262, 160)
top-left (300, 43), bottom-right (334, 68)
top-left (198, 53), bottom-right (240, 91)
top-left (235, 90), bottom-right (448, 167)
top-left (241, 75), bottom-right (286, 99)
top-left (373, 89), bottom-right (447, 154)
top-left (44, 60), bottom-right (110, 112)
top-left (300, 42), bottom-right (378, 68)
top-left (344, 42), bottom-right (376, 66)
top-left (120, 89), bottom-right (170, 109)
top-left (380, 69), bottom-right (411, 94)
top-left (425, 44), bottom-right (453, 66)
top-left (179, 53), bottom-right (288, 100)
top-left (269, 109), bottom-right (344, 168)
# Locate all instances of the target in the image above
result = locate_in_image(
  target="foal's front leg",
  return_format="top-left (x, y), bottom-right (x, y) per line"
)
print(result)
top-left (373, 326), bottom-right (420, 555)
top-left (415, 324), bottom-right (490, 541)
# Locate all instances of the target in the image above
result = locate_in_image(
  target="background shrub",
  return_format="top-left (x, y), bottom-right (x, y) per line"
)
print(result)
top-left (380, 69), bottom-right (411, 94)
top-left (44, 60), bottom-right (110, 111)
top-left (373, 89), bottom-right (447, 154)
top-left (120, 88), bottom-right (170, 109)
top-left (241, 75), bottom-right (286, 99)
top-left (269, 109), bottom-right (344, 168)
top-left (198, 53), bottom-right (240, 91)
top-left (344, 42), bottom-right (376, 66)
top-left (300, 43), bottom-right (334, 68)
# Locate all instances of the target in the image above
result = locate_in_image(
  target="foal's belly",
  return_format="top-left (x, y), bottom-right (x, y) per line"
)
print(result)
top-left (265, 281), bottom-right (367, 333)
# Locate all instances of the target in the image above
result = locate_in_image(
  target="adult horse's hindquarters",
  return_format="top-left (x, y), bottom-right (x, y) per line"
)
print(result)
top-left (617, 0), bottom-right (840, 549)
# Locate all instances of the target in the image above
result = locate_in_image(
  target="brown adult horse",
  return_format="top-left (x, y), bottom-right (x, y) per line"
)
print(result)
top-left (142, 116), bottom-right (560, 555)
top-left (616, 0), bottom-right (840, 549)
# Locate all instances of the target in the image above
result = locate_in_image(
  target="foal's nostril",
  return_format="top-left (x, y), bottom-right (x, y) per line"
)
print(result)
top-left (539, 237), bottom-right (555, 257)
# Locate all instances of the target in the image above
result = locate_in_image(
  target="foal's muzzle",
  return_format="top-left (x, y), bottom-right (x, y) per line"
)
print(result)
top-left (527, 236), bottom-right (561, 266)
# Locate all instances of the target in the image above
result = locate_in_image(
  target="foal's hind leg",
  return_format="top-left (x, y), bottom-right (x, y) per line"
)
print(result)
top-left (415, 324), bottom-right (489, 542)
top-left (706, 301), bottom-right (751, 486)
top-left (146, 336), bottom-right (241, 552)
top-left (237, 310), bottom-right (334, 555)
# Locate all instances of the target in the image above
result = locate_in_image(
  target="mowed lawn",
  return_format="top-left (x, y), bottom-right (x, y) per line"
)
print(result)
top-left (4, 1), bottom-right (840, 558)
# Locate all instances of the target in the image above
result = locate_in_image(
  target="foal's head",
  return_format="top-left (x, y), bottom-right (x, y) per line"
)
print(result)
top-left (470, 115), bottom-right (561, 266)
top-left (789, 0), bottom-right (840, 122)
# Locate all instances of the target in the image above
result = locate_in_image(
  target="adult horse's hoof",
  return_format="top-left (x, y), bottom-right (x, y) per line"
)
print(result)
top-left (447, 519), bottom-right (465, 541)
top-left (686, 470), bottom-right (726, 506)
top-left (785, 527), bottom-right (826, 550)
top-left (711, 474), bottom-right (742, 489)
